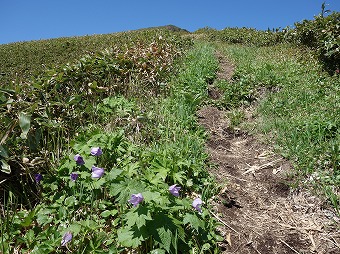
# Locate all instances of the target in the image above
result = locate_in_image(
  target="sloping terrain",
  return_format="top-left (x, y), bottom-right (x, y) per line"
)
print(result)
top-left (197, 54), bottom-right (340, 254)
top-left (1, 24), bottom-right (339, 252)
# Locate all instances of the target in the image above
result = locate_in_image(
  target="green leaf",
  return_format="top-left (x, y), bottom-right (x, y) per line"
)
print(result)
top-left (101, 209), bottom-right (118, 218)
top-left (110, 179), bottom-right (145, 204)
top-left (19, 112), bottom-right (31, 139)
top-left (117, 227), bottom-right (145, 248)
top-left (150, 213), bottom-right (185, 251)
top-left (200, 243), bottom-right (211, 253)
top-left (156, 227), bottom-right (172, 252)
top-left (186, 178), bottom-right (193, 187)
top-left (172, 171), bottom-right (185, 184)
top-left (36, 208), bottom-right (54, 226)
top-left (68, 223), bottom-right (82, 236)
top-left (21, 209), bottom-right (36, 227)
top-left (64, 196), bottom-right (77, 207)
top-left (107, 168), bottom-right (123, 181)
top-left (0, 159), bottom-right (11, 174)
top-left (79, 219), bottom-right (100, 230)
top-left (0, 145), bottom-right (8, 158)
top-left (92, 177), bottom-right (106, 189)
top-left (183, 213), bottom-right (204, 231)
top-left (142, 191), bottom-right (164, 205)
top-left (125, 207), bottom-right (152, 229)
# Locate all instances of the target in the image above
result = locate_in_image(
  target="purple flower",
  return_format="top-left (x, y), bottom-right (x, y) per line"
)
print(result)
top-left (34, 173), bottom-right (43, 183)
top-left (192, 198), bottom-right (203, 213)
top-left (169, 184), bottom-right (181, 197)
top-left (61, 231), bottom-right (72, 246)
top-left (91, 165), bottom-right (104, 178)
top-left (74, 154), bottom-right (85, 165)
top-left (90, 147), bottom-right (102, 156)
top-left (70, 173), bottom-right (79, 181)
top-left (128, 193), bottom-right (144, 207)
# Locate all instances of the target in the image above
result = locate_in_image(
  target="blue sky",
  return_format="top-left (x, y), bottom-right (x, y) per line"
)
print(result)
top-left (1, 0), bottom-right (340, 45)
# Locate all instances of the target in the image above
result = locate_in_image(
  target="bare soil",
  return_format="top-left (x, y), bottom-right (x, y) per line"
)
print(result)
top-left (197, 53), bottom-right (340, 254)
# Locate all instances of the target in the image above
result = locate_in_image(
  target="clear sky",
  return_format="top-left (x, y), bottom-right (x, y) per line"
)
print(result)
top-left (1, 0), bottom-right (340, 45)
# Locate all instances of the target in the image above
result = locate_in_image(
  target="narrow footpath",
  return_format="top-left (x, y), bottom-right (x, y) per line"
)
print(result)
top-left (197, 51), bottom-right (340, 254)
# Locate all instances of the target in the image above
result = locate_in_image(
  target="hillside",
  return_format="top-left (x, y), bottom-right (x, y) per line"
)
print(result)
top-left (0, 18), bottom-right (339, 253)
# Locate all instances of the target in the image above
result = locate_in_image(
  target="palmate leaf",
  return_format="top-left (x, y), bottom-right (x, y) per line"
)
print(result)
top-left (142, 191), bottom-right (166, 205)
top-left (117, 226), bottom-right (147, 248)
top-left (109, 178), bottom-right (145, 204)
top-left (183, 213), bottom-right (204, 231)
top-left (156, 227), bottom-right (172, 252)
top-left (106, 168), bottom-right (123, 181)
top-left (125, 206), bottom-right (152, 229)
top-left (149, 213), bottom-right (185, 252)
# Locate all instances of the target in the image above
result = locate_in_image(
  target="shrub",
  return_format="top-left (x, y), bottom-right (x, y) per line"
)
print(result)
top-left (284, 11), bottom-right (340, 73)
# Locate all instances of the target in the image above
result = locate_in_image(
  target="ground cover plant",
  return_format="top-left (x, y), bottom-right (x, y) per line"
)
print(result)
top-left (0, 30), bottom-right (222, 252)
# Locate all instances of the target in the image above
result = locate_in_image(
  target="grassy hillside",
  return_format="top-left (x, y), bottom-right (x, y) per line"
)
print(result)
top-left (0, 16), bottom-right (339, 253)
top-left (0, 27), bottom-right (189, 86)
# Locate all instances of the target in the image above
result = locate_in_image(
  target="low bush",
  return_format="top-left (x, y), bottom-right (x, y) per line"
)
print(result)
top-left (283, 10), bottom-right (340, 73)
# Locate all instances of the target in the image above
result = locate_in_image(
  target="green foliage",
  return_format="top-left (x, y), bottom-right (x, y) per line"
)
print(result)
top-left (195, 27), bottom-right (282, 46)
top-left (283, 11), bottom-right (340, 73)
top-left (1, 42), bottom-right (221, 253)
top-left (0, 30), bottom-right (191, 208)
top-left (227, 109), bottom-right (246, 128)
top-left (0, 28), bottom-right (191, 86)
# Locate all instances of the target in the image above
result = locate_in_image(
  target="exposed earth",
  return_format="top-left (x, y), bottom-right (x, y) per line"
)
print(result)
top-left (197, 52), bottom-right (340, 254)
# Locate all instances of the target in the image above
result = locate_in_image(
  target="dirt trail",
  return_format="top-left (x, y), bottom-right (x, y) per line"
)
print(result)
top-left (197, 52), bottom-right (340, 254)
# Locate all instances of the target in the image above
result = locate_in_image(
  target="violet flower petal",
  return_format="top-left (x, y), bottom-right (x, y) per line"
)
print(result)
top-left (34, 173), bottom-right (43, 183)
top-left (90, 147), bottom-right (102, 156)
top-left (128, 193), bottom-right (144, 207)
top-left (192, 198), bottom-right (203, 213)
top-left (74, 154), bottom-right (85, 165)
top-left (91, 165), bottom-right (104, 178)
top-left (70, 173), bottom-right (79, 181)
top-left (61, 231), bottom-right (72, 246)
top-left (169, 184), bottom-right (181, 197)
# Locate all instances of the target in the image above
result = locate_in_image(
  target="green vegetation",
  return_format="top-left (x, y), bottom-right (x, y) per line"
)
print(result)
top-left (0, 5), bottom-right (339, 253)
top-left (0, 28), bottom-right (189, 87)
top-left (195, 27), bottom-right (282, 46)
top-left (1, 28), bottom-right (221, 252)
top-left (283, 10), bottom-right (340, 73)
